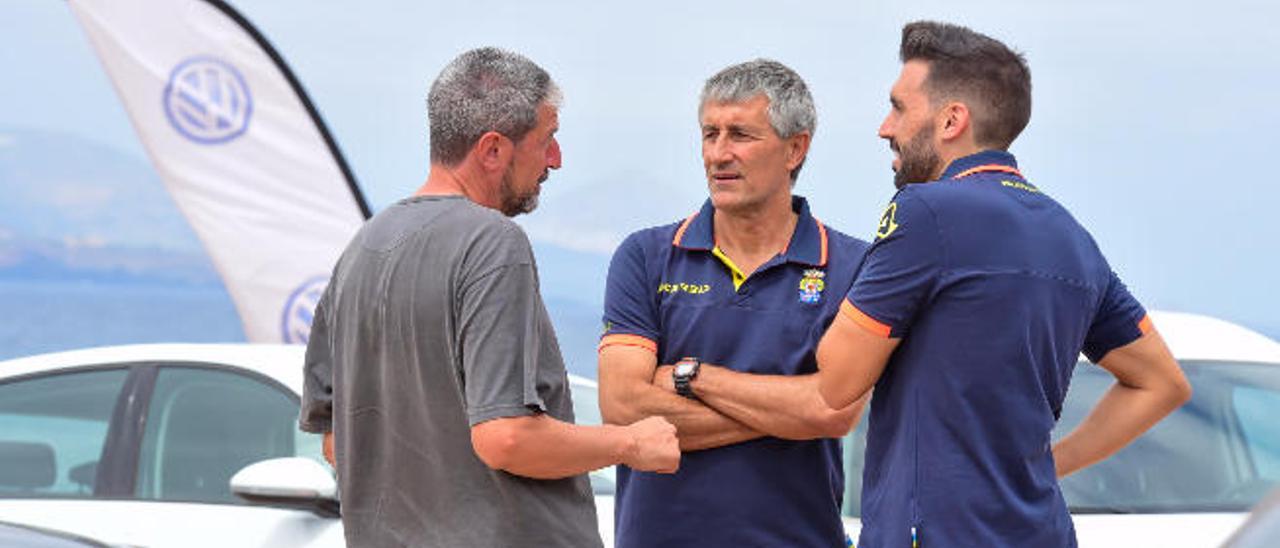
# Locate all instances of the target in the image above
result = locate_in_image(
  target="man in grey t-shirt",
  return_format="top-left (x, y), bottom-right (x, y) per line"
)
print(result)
top-left (300, 48), bottom-right (680, 548)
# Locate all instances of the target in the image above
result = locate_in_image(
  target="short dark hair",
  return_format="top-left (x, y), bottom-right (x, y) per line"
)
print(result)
top-left (427, 47), bottom-right (561, 166)
top-left (899, 21), bottom-right (1031, 149)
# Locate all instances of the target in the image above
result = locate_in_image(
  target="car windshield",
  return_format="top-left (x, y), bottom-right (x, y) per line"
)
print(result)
top-left (579, 359), bottom-right (1280, 514)
top-left (1057, 359), bottom-right (1280, 514)
top-left (841, 359), bottom-right (1280, 517)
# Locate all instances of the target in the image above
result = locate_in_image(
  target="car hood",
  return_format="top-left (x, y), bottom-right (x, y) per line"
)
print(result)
top-left (1074, 513), bottom-right (1246, 547)
top-left (840, 514), bottom-right (1246, 548)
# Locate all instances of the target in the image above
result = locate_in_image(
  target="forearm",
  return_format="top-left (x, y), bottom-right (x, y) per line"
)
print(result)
top-left (603, 381), bottom-right (761, 451)
top-left (693, 365), bottom-right (861, 440)
top-left (1052, 381), bottom-right (1186, 478)
top-left (475, 414), bottom-right (635, 479)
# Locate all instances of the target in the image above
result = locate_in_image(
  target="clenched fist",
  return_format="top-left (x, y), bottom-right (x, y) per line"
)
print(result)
top-left (621, 416), bottom-right (681, 474)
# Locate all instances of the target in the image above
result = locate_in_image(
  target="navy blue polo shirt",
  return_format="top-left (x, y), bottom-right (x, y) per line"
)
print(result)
top-left (843, 150), bottom-right (1152, 548)
top-left (601, 195), bottom-right (868, 548)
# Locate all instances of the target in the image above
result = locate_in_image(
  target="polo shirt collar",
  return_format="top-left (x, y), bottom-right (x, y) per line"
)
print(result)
top-left (939, 149), bottom-right (1021, 180)
top-left (671, 195), bottom-right (828, 267)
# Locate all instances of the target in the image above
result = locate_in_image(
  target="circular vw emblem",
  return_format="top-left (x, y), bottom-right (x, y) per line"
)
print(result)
top-left (281, 276), bottom-right (329, 344)
top-left (163, 56), bottom-right (253, 144)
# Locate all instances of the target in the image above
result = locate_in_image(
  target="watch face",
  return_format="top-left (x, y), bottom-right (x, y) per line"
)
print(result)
top-left (675, 362), bottom-right (695, 376)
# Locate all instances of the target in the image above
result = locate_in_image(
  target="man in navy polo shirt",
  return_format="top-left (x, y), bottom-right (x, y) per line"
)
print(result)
top-left (815, 21), bottom-right (1193, 547)
top-left (597, 59), bottom-right (869, 547)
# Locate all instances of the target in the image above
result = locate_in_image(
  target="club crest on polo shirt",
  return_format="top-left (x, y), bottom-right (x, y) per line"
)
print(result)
top-left (799, 269), bottom-right (826, 304)
top-left (876, 202), bottom-right (899, 240)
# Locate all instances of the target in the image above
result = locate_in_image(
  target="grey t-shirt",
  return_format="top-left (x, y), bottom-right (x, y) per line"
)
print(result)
top-left (300, 195), bottom-right (601, 548)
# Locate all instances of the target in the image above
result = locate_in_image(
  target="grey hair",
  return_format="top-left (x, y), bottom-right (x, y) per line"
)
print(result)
top-left (428, 47), bottom-right (561, 166)
top-left (699, 59), bottom-right (817, 181)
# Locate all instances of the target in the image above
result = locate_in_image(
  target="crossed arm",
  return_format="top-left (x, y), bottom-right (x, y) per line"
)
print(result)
top-left (598, 344), bottom-right (862, 451)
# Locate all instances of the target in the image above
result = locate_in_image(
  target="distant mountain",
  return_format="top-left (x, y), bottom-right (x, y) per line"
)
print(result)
top-left (0, 235), bottom-right (220, 287)
top-left (0, 128), bottom-right (207, 252)
top-left (0, 128), bottom-right (220, 286)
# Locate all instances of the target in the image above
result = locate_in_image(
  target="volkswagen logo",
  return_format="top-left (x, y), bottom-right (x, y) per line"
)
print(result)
top-left (163, 56), bottom-right (253, 144)
top-left (281, 276), bottom-right (329, 344)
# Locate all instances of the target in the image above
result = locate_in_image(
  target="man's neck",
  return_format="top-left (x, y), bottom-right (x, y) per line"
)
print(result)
top-left (713, 193), bottom-right (797, 272)
top-left (932, 143), bottom-right (984, 181)
top-left (416, 163), bottom-right (498, 210)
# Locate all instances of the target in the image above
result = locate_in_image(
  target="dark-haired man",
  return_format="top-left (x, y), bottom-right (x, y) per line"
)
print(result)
top-left (300, 47), bottom-right (679, 548)
top-left (815, 21), bottom-right (1191, 547)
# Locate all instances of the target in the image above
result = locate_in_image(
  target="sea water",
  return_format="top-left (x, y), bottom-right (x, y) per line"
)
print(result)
top-left (0, 279), bottom-right (244, 361)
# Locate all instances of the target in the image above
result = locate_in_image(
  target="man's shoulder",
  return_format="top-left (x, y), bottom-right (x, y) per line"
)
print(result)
top-left (617, 218), bottom-right (686, 253)
top-left (820, 223), bottom-right (871, 258)
top-left (363, 197), bottom-right (532, 265)
top-left (409, 197), bottom-right (527, 241)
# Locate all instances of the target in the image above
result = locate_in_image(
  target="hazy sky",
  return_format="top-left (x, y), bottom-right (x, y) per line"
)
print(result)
top-left (2, 0), bottom-right (1278, 337)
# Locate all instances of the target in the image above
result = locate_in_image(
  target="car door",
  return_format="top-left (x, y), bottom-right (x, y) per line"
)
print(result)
top-left (0, 361), bottom-right (343, 548)
top-left (0, 366), bottom-right (138, 541)
top-left (0, 367), bottom-right (131, 500)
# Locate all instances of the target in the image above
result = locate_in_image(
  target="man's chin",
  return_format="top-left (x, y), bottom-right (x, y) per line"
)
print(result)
top-left (893, 170), bottom-right (910, 189)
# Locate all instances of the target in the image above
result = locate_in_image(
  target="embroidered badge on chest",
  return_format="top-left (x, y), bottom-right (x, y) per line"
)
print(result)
top-left (798, 269), bottom-right (826, 304)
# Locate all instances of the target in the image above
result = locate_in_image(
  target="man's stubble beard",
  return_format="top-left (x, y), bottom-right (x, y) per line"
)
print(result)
top-left (499, 164), bottom-right (545, 217)
top-left (893, 123), bottom-right (943, 189)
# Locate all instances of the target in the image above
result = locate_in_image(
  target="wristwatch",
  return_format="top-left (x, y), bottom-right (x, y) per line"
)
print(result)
top-left (673, 357), bottom-right (701, 399)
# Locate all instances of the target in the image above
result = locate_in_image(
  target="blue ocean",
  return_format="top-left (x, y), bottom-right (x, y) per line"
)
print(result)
top-left (0, 279), bottom-right (604, 378)
top-left (0, 280), bottom-right (245, 361)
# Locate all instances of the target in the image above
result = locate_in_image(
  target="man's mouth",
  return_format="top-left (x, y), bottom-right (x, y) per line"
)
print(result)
top-left (711, 172), bottom-right (742, 182)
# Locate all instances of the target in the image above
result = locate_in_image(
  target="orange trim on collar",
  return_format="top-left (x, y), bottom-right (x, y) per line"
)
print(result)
top-left (815, 217), bottom-right (829, 266)
top-left (951, 164), bottom-right (1024, 180)
top-left (672, 213), bottom-right (698, 246)
top-left (598, 334), bottom-right (658, 354)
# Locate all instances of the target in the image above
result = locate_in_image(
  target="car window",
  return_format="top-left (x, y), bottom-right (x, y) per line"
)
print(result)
top-left (1234, 386), bottom-right (1280, 481)
top-left (839, 360), bottom-right (1280, 516)
top-left (0, 368), bottom-right (128, 499)
top-left (569, 380), bottom-right (616, 495)
top-left (842, 413), bottom-right (870, 517)
top-left (134, 366), bottom-right (306, 504)
top-left (1056, 360), bottom-right (1280, 513)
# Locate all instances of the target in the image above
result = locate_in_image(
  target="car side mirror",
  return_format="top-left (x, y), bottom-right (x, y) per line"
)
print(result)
top-left (230, 457), bottom-right (339, 518)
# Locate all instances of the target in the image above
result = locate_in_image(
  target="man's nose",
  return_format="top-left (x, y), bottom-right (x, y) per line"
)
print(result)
top-left (704, 136), bottom-right (732, 164)
top-left (877, 114), bottom-right (894, 140)
top-left (546, 138), bottom-right (562, 170)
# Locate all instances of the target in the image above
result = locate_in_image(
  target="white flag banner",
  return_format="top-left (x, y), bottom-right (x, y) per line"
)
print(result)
top-left (68, 0), bottom-right (369, 344)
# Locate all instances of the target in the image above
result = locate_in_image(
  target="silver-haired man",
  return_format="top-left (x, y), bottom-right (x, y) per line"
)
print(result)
top-left (300, 47), bottom-right (680, 548)
top-left (597, 59), bottom-right (870, 547)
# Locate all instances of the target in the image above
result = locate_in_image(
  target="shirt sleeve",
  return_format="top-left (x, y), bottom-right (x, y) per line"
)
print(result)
top-left (1082, 270), bottom-right (1152, 363)
top-left (843, 190), bottom-right (943, 339)
top-left (459, 226), bottom-right (550, 426)
top-left (599, 232), bottom-right (659, 354)
top-left (299, 284), bottom-right (335, 434)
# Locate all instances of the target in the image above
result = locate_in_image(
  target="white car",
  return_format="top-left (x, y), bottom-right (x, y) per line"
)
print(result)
top-left (0, 343), bottom-right (613, 547)
top-left (1, 311), bottom-right (1277, 547)
top-left (836, 310), bottom-right (1280, 546)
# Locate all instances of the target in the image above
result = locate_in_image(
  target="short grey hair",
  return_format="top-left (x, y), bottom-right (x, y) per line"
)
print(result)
top-left (699, 59), bottom-right (817, 181)
top-left (428, 47), bottom-right (561, 166)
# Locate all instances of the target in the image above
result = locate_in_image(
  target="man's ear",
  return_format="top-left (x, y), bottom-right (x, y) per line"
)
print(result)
top-left (472, 131), bottom-right (513, 172)
top-left (785, 131), bottom-right (812, 173)
top-left (938, 101), bottom-right (971, 142)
